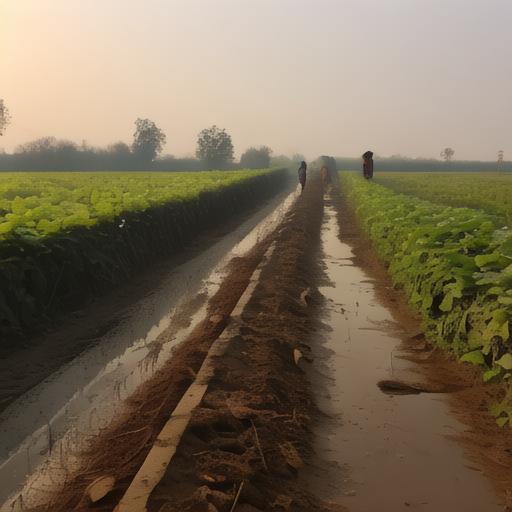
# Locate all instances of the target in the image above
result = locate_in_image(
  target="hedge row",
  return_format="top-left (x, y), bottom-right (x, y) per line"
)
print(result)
top-left (0, 169), bottom-right (288, 342)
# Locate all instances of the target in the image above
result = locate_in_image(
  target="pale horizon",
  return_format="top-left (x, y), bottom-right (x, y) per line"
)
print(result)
top-left (1, 0), bottom-right (511, 161)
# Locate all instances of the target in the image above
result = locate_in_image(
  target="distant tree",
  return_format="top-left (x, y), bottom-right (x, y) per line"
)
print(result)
top-left (240, 146), bottom-right (272, 169)
top-left (0, 99), bottom-right (11, 136)
top-left (196, 125), bottom-right (234, 169)
top-left (13, 137), bottom-right (80, 170)
top-left (109, 141), bottom-right (132, 156)
top-left (440, 147), bottom-right (455, 162)
top-left (16, 136), bottom-right (60, 153)
top-left (132, 118), bottom-right (166, 163)
top-left (498, 150), bottom-right (504, 173)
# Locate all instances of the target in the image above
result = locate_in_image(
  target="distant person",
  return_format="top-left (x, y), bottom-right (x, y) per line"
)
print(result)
top-left (362, 151), bottom-right (374, 179)
top-left (298, 161), bottom-right (307, 192)
top-left (320, 166), bottom-right (331, 185)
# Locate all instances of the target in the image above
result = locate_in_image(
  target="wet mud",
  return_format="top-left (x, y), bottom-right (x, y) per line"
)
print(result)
top-left (331, 184), bottom-right (512, 509)
top-left (306, 196), bottom-right (502, 511)
top-left (7, 178), bottom-right (331, 512)
top-left (0, 185), bottom-right (295, 416)
top-left (0, 187), bottom-right (297, 510)
top-left (4, 176), bottom-right (512, 512)
top-left (143, 177), bottom-right (331, 512)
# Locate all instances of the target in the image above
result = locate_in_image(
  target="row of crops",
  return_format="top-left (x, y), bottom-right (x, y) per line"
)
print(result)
top-left (340, 172), bottom-right (512, 426)
top-left (374, 172), bottom-right (512, 223)
top-left (0, 169), bottom-right (288, 342)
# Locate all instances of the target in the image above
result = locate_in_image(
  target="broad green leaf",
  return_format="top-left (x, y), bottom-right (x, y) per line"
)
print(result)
top-left (483, 368), bottom-right (502, 382)
top-left (439, 292), bottom-right (454, 312)
top-left (496, 354), bottom-right (512, 370)
top-left (459, 350), bottom-right (485, 365)
top-left (475, 253), bottom-right (500, 268)
top-left (496, 417), bottom-right (509, 428)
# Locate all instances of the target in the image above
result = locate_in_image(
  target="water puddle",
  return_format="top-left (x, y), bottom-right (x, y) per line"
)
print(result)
top-left (307, 200), bottom-right (502, 511)
top-left (0, 186), bottom-right (298, 510)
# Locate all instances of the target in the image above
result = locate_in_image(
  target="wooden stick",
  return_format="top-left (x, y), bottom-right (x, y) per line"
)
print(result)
top-left (229, 480), bottom-right (245, 512)
top-left (250, 420), bottom-right (268, 472)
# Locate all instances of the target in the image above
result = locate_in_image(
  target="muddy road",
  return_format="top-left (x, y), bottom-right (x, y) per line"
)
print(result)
top-left (2, 175), bottom-right (512, 511)
top-left (305, 199), bottom-right (503, 511)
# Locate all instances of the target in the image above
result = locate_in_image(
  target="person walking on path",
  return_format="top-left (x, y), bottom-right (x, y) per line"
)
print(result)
top-left (362, 151), bottom-right (374, 179)
top-left (298, 161), bottom-right (307, 192)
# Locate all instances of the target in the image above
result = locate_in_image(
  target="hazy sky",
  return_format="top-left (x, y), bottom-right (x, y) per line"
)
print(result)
top-left (1, 0), bottom-right (511, 160)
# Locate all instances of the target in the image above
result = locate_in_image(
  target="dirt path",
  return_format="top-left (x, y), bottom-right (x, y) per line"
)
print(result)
top-left (303, 185), bottom-right (512, 511)
top-left (14, 177), bottom-right (337, 512)
top-left (0, 188), bottom-right (299, 509)
top-left (305, 191), bottom-right (504, 511)
top-left (6, 176), bottom-right (512, 512)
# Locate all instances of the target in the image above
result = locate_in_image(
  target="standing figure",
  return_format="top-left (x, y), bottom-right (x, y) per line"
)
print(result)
top-left (298, 161), bottom-right (307, 192)
top-left (320, 166), bottom-right (331, 185)
top-left (362, 151), bottom-right (374, 180)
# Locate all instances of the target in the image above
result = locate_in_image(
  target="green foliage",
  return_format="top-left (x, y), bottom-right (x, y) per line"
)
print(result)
top-left (0, 171), bottom-right (273, 240)
top-left (196, 125), bottom-right (234, 169)
top-left (0, 169), bottom-right (286, 341)
top-left (240, 146), bottom-right (272, 169)
top-left (374, 172), bottom-right (512, 224)
top-left (341, 173), bottom-right (512, 387)
top-left (460, 351), bottom-right (485, 365)
top-left (132, 118), bottom-right (166, 163)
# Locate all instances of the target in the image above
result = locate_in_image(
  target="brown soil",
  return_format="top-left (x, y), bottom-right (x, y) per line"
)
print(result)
top-left (144, 178), bottom-right (344, 512)
top-left (30, 177), bottom-right (344, 512)
top-left (331, 183), bottom-right (512, 507)
top-left (20, 176), bottom-right (512, 511)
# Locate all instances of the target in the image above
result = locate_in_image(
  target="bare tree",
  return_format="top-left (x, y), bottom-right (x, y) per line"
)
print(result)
top-left (440, 147), bottom-right (455, 162)
top-left (0, 99), bottom-right (11, 136)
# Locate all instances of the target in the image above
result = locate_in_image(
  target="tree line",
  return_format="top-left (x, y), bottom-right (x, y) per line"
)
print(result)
top-left (1, 99), bottom-right (509, 173)
top-left (335, 155), bottom-right (512, 172)
top-left (0, 102), bottom-right (273, 171)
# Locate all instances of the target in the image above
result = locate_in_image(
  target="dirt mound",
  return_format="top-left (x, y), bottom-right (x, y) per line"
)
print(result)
top-left (145, 177), bottom-right (338, 512)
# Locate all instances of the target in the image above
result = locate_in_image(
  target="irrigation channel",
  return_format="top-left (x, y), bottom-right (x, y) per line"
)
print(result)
top-left (306, 195), bottom-right (503, 511)
top-left (0, 178), bottom-right (508, 511)
top-left (0, 185), bottom-right (299, 510)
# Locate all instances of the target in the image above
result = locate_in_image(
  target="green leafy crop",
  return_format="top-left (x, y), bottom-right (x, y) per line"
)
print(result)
top-left (374, 172), bottom-right (512, 224)
top-left (0, 169), bottom-right (287, 341)
top-left (0, 170), bottom-right (274, 240)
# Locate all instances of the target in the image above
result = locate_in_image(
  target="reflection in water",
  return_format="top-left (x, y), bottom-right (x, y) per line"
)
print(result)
top-left (0, 187), bottom-right (298, 510)
top-left (308, 201), bottom-right (501, 512)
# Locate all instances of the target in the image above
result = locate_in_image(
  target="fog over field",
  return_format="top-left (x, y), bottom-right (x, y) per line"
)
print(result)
top-left (1, 0), bottom-right (511, 160)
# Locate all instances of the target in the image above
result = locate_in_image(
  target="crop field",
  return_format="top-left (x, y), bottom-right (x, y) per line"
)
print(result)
top-left (341, 172), bottom-right (512, 426)
top-left (0, 170), bottom-right (275, 239)
top-left (374, 172), bottom-right (512, 222)
top-left (0, 169), bottom-right (287, 340)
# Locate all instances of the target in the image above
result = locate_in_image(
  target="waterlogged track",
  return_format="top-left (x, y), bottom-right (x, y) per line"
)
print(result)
top-left (2, 176), bottom-right (511, 511)
top-left (0, 186), bottom-right (298, 510)
top-left (14, 177), bottom-right (330, 512)
top-left (306, 192), bottom-right (505, 511)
